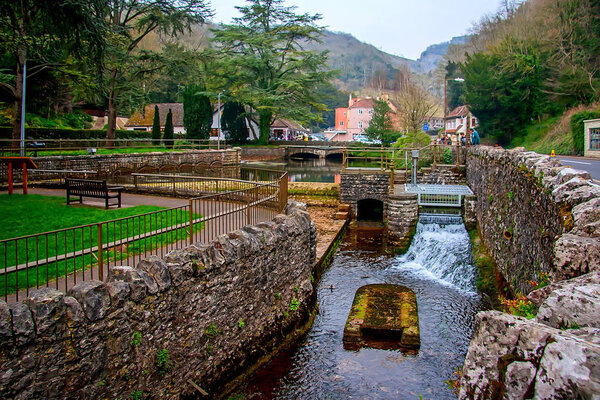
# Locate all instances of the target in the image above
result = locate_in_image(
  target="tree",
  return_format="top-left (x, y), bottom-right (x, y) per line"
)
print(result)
top-left (163, 108), bottom-right (174, 148)
top-left (221, 101), bottom-right (249, 144)
top-left (0, 0), bottom-right (106, 144)
top-left (151, 105), bottom-right (161, 145)
top-left (102, 0), bottom-right (211, 144)
top-left (365, 100), bottom-right (395, 144)
top-left (210, 0), bottom-right (334, 144)
top-left (395, 84), bottom-right (439, 134)
top-left (183, 85), bottom-right (212, 140)
top-left (445, 61), bottom-right (464, 113)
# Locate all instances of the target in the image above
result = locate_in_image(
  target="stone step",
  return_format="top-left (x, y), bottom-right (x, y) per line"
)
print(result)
top-left (335, 211), bottom-right (349, 220)
top-left (338, 203), bottom-right (351, 212)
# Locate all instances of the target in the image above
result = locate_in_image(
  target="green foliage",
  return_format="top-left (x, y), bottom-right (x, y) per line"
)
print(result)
top-left (238, 319), bottom-right (245, 329)
top-left (151, 105), bottom-right (161, 146)
top-left (445, 61), bottom-right (464, 113)
top-left (289, 298), bottom-right (300, 312)
top-left (560, 322), bottom-right (581, 331)
top-left (365, 100), bottom-right (395, 143)
top-left (394, 130), bottom-right (431, 149)
top-left (274, 292), bottom-right (282, 300)
top-left (221, 101), bottom-right (249, 144)
top-left (205, 323), bottom-right (221, 339)
top-left (130, 331), bottom-right (142, 347)
top-left (130, 390), bottom-right (143, 400)
top-left (443, 148), bottom-right (453, 164)
top-left (502, 295), bottom-right (536, 319)
top-left (507, 191), bottom-right (514, 201)
top-left (156, 349), bottom-right (170, 374)
top-left (571, 110), bottom-right (600, 155)
top-left (183, 84), bottom-right (212, 140)
top-left (163, 109), bottom-right (174, 149)
top-left (210, 0), bottom-right (334, 144)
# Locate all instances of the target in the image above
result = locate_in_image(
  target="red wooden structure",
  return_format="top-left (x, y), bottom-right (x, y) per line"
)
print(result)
top-left (0, 157), bottom-right (38, 195)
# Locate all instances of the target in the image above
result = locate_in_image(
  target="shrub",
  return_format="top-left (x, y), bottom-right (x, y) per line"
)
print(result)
top-left (570, 110), bottom-right (600, 155)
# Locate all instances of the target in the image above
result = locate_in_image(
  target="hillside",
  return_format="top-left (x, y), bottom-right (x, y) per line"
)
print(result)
top-left (415, 35), bottom-right (468, 72)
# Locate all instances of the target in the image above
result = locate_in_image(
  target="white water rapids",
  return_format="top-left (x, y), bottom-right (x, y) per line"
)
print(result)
top-left (390, 214), bottom-right (478, 294)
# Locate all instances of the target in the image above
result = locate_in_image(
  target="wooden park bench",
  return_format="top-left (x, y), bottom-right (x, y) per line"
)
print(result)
top-left (65, 178), bottom-right (124, 209)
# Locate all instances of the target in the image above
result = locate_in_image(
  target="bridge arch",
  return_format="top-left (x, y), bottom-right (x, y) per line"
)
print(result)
top-left (357, 198), bottom-right (384, 222)
top-left (289, 152), bottom-right (320, 160)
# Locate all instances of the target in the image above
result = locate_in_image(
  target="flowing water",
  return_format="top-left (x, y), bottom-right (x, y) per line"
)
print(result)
top-left (239, 215), bottom-right (484, 399)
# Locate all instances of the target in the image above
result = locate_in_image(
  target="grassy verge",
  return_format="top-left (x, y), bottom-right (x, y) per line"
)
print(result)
top-left (0, 194), bottom-right (200, 295)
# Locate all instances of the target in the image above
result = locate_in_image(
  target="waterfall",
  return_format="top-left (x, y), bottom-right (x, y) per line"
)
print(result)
top-left (390, 214), bottom-right (477, 293)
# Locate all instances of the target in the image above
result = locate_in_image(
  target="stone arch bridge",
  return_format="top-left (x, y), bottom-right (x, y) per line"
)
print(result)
top-left (285, 145), bottom-right (345, 159)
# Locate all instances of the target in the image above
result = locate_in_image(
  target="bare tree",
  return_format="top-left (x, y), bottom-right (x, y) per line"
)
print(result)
top-left (394, 83), bottom-right (439, 133)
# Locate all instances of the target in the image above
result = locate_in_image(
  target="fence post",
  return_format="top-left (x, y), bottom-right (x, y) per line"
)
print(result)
top-left (246, 188), bottom-right (251, 225)
top-left (456, 140), bottom-right (460, 166)
top-left (97, 223), bottom-right (104, 281)
top-left (189, 199), bottom-right (194, 245)
top-left (433, 143), bottom-right (437, 167)
top-left (279, 172), bottom-right (288, 213)
top-left (172, 176), bottom-right (176, 196)
top-left (134, 175), bottom-right (138, 193)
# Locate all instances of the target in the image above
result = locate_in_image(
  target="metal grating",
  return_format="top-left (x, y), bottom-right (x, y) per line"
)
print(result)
top-left (405, 184), bottom-right (473, 207)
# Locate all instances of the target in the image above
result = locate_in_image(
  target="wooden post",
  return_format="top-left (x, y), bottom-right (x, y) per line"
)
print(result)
top-left (7, 162), bottom-right (12, 195)
top-left (433, 143), bottom-right (437, 168)
top-left (22, 161), bottom-right (27, 194)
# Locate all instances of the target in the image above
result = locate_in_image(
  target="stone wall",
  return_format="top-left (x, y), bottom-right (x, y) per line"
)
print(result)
top-left (3, 149), bottom-right (241, 183)
top-left (418, 164), bottom-right (466, 185)
top-left (340, 170), bottom-right (390, 217)
top-left (387, 193), bottom-right (418, 250)
top-left (466, 147), bottom-right (599, 293)
top-left (459, 146), bottom-right (600, 398)
top-left (240, 147), bottom-right (285, 161)
top-left (0, 202), bottom-right (316, 399)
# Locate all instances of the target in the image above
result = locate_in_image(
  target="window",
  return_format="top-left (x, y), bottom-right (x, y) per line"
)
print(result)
top-left (358, 109), bottom-right (363, 115)
top-left (339, 121), bottom-right (344, 126)
top-left (358, 121), bottom-right (363, 129)
top-left (369, 109), bottom-right (373, 114)
top-left (591, 127), bottom-right (600, 150)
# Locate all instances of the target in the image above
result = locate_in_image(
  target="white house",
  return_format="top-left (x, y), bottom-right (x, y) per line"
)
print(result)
top-left (445, 105), bottom-right (478, 135)
top-left (210, 104), bottom-right (259, 141)
top-left (584, 118), bottom-right (600, 158)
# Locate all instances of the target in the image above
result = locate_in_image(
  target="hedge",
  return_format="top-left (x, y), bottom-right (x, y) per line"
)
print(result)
top-left (570, 110), bottom-right (600, 155)
top-left (0, 128), bottom-right (153, 140)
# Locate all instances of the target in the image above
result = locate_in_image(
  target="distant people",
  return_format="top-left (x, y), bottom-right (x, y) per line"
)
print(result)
top-left (470, 128), bottom-right (480, 145)
top-left (460, 133), bottom-right (466, 146)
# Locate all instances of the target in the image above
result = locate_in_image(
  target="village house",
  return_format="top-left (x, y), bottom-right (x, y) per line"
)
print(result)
top-left (332, 96), bottom-right (375, 141)
top-left (210, 104), bottom-right (259, 141)
top-left (125, 103), bottom-right (185, 134)
top-left (444, 105), bottom-right (478, 136)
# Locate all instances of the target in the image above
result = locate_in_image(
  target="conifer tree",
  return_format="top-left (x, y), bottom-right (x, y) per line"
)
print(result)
top-left (183, 85), bottom-right (212, 140)
top-left (221, 102), bottom-right (248, 144)
top-left (151, 105), bottom-right (161, 146)
top-left (163, 108), bottom-right (174, 149)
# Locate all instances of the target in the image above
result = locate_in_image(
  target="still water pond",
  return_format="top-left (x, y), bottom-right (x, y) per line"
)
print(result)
top-left (243, 158), bottom-right (343, 183)
top-left (239, 218), bottom-right (485, 399)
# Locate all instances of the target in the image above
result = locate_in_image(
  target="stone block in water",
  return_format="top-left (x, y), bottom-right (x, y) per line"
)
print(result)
top-left (343, 284), bottom-right (420, 351)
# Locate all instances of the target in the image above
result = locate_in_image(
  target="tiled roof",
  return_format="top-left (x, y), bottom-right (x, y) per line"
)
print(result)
top-left (271, 119), bottom-right (307, 131)
top-left (349, 98), bottom-right (375, 109)
top-left (125, 103), bottom-right (184, 127)
top-left (446, 105), bottom-right (470, 119)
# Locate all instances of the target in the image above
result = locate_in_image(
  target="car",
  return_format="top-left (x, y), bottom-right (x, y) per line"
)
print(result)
top-left (310, 133), bottom-right (325, 141)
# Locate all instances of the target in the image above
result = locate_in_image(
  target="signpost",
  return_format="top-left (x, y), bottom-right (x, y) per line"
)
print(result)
top-left (423, 123), bottom-right (429, 132)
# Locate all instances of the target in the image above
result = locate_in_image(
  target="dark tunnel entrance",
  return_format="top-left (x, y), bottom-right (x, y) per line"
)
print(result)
top-left (357, 199), bottom-right (384, 222)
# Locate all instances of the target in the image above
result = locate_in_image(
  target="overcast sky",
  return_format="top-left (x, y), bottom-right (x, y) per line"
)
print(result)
top-left (211, 0), bottom-right (502, 60)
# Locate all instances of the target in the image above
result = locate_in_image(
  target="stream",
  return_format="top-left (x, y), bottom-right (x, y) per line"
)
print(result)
top-left (239, 215), bottom-right (484, 399)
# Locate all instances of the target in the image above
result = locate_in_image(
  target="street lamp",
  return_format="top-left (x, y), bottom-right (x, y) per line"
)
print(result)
top-left (444, 77), bottom-right (464, 129)
top-left (217, 90), bottom-right (224, 150)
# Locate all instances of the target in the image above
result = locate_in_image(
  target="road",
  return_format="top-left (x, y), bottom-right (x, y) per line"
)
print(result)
top-left (558, 156), bottom-right (600, 181)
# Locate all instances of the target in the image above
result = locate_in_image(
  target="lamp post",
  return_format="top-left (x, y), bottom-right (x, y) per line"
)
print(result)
top-left (443, 77), bottom-right (464, 143)
top-left (217, 90), bottom-right (224, 150)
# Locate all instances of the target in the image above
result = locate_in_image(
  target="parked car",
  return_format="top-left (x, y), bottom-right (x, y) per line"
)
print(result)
top-left (353, 134), bottom-right (381, 145)
top-left (310, 133), bottom-right (325, 141)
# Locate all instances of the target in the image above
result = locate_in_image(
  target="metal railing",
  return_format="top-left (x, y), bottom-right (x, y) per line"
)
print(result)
top-left (1, 170), bottom-right (288, 303)
top-left (404, 183), bottom-right (473, 207)
top-left (341, 143), bottom-right (467, 172)
top-left (0, 138), bottom-right (227, 157)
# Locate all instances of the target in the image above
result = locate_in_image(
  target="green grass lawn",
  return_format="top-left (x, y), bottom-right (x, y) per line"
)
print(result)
top-left (0, 194), bottom-right (200, 296)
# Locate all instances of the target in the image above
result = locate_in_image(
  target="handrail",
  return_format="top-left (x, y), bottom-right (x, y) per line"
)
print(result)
top-left (1, 169), bottom-right (288, 303)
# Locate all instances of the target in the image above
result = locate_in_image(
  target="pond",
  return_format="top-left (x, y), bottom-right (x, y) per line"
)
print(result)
top-left (242, 158), bottom-right (343, 183)
top-left (237, 215), bottom-right (485, 399)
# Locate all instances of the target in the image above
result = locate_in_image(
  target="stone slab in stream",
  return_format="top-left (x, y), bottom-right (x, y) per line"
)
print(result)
top-left (343, 284), bottom-right (420, 351)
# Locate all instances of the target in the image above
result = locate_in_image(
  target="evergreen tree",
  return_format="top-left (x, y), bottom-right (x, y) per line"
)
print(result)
top-left (183, 84), bottom-right (213, 139)
top-left (365, 100), bottom-right (395, 144)
top-left (210, 0), bottom-right (334, 144)
top-left (163, 108), bottom-right (174, 149)
top-left (221, 102), bottom-right (248, 144)
top-left (151, 105), bottom-right (161, 146)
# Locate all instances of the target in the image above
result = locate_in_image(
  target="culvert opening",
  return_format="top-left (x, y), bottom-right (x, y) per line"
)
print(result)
top-left (357, 199), bottom-right (384, 222)
top-left (290, 152), bottom-right (320, 160)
